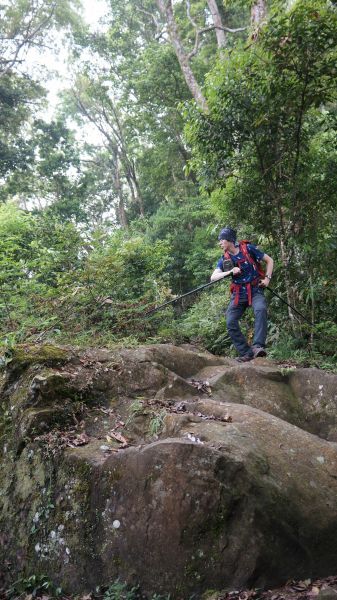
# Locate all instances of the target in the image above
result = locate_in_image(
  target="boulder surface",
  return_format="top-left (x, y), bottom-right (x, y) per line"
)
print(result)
top-left (1, 343), bottom-right (337, 598)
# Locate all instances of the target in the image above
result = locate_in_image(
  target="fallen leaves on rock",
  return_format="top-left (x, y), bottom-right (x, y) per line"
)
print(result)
top-left (186, 432), bottom-right (204, 444)
top-left (66, 432), bottom-right (90, 447)
top-left (173, 402), bottom-right (187, 412)
top-left (107, 431), bottom-right (129, 448)
top-left (34, 430), bottom-right (90, 451)
top-left (168, 401), bottom-right (233, 426)
top-left (195, 411), bottom-right (233, 423)
top-left (217, 576), bottom-right (337, 600)
top-left (189, 378), bottom-right (212, 395)
top-left (97, 407), bottom-right (115, 415)
top-left (2, 576), bottom-right (337, 600)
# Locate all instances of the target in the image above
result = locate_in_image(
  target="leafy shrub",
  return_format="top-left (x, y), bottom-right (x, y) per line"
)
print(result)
top-left (177, 284), bottom-right (233, 355)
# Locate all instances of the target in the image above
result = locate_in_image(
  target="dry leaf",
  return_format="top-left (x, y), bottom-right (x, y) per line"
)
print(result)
top-left (67, 432), bottom-right (90, 448)
top-left (189, 378), bottom-right (212, 395)
top-left (110, 431), bottom-right (129, 446)
top-left (220, 414), bottom-right (232, 423)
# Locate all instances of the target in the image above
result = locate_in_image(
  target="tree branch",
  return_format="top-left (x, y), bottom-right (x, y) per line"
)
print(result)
top-left (156, 0), bottom-right (208, 111)
top-left (187, 24), bottom-right (247, 59)
top-left (185, 0), bottom-right (246, 59)
top-left (0, 2), bottom-right (57, 76)
top-left (138, 6), bottom-right (161, 34)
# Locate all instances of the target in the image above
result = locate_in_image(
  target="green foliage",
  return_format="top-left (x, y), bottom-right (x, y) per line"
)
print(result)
top-left (0, 0), bottom-right (83, 206)
top-left (0, 0), bottom-right (335, 371)
top-left (177, 285), bottom-right (232, 355)
top-left (185, 0), bottom-right (337, 357)
top-left (147, 196), bottom-right (217, 292)
top-left (0, 0), bottom-right (82, 75)
top-left (0, 202), bottom-right (83, 340)
top-left (103, 580), bottom-right (139, 600)
top-left (148, 410), bottom-right (166, 437)
top-left (3, 577), bottom-right (172, 600)
top-left (0, 73), bottom-right (43, 182)
top-left (5, 574), bottom-right (62, 599)
top-left (93, 579), bottom-right (173, 600)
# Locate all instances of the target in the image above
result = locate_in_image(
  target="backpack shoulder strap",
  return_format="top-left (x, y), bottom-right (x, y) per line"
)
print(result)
top-left (238, 240), bottom-right (253, 263)
top-left (223, 250), bottom-right (234, 268)
top-left (238, 240), bottom-right (265, 277)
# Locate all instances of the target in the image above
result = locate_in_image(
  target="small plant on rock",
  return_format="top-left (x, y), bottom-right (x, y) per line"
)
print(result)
top-left (103, 580), bottom-right (139, 600)
top-left (148, 410), bottom-right (166, 438)
top-left (5, 574), bottom-right (62, 599)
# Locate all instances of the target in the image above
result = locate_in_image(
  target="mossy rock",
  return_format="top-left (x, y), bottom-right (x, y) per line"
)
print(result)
top-left (18, 406), bottom-right (77, 442)
top-left (2, 344), bottom-right (337, 598)
top-left (5, 344), bottom-right (70, 369)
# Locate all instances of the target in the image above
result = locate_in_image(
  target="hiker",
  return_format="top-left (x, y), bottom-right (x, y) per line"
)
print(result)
top-left (211, 227), bottom-right (274, 362)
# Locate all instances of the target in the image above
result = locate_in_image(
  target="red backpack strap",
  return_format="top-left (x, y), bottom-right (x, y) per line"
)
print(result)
top-left (239, 240), bottom-right (265, 278)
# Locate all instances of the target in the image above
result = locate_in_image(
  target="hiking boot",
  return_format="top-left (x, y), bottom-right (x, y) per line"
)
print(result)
top-left (236, 353), bottom-right (254, 363)
top-left (252, 346), bottom-right (267, 358)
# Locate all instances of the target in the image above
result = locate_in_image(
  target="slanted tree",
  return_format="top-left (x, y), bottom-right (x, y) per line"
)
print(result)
top-left (156, 0), bottom-right (208, 110)
top-left (64, 73), bottom-right (145, 226)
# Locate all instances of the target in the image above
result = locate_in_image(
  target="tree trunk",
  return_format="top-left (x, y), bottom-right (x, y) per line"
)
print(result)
top-left (251, 0), bottom-right (266, 28)
top-left (156, 0), bottom-right (208, 111)
top-left (279, 235), bottom-right (296, 325)
top-left (114, 159), bottom-right (128, 230)
top-left (125, 168), bottom-right (145, 218)
top-left (128, 160), bottom-right (145, 217)
top-left (133, 176), bottom-right (145, 217)
top-left (206, 0), bottom-right (227, 48)
top-left (309, 275), bottom-right (315, 350)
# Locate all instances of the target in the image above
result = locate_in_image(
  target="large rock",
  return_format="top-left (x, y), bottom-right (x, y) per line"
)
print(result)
top-left (1, 343), bottom-right (337, 597)
top-left (288, 369), bottom-right (337, 441)
top-left (195, 362), bottom-right (337, 441)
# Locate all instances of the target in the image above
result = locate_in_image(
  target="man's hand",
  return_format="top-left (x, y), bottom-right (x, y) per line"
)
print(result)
top-left (210, 266), bottom-right (241, 282)
top-left (259, 277), bottom-right (270, 288)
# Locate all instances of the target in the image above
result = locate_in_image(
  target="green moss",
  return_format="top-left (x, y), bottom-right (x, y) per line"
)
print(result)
top-left (6, 344), bottom-right (70, 369)
top-left (0, 405), bottom-right (13, 437)
top-left (15, 452), bottom-right (46, 501)
top-left (11, 382), bottom-right (32, 407)
top-left (183, 561), bottom-right (203, 582)
top-left (65, 460), bottom-right (93, 514)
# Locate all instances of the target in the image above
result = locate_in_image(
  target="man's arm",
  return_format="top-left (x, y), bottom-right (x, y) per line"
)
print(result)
top-left (259, 254), bottom-right (274, 287)
top-left (210, 266), bottom-right (241, 282)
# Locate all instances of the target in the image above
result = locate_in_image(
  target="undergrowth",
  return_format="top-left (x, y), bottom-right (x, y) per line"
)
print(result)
top-left (2, 576), bottom-right (172, 600)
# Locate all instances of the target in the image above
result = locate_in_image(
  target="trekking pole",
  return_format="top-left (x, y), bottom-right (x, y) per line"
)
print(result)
top-left (143, 273), bottom-right (233, 317)
top-left (266, 286), bottom-right (314, 327)
top-left (143, 276), bottom-right (314, 328)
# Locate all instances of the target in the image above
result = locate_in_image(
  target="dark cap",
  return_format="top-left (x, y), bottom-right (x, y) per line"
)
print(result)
top-left (218, 227), bottom-right (237, 242)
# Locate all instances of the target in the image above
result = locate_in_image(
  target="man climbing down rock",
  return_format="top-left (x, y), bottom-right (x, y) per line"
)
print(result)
top-left (211, 227), bottom-right (274, 362)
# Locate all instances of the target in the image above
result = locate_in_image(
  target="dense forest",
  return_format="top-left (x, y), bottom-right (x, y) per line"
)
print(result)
top-left (0, 0), bottom-right (336, 368)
